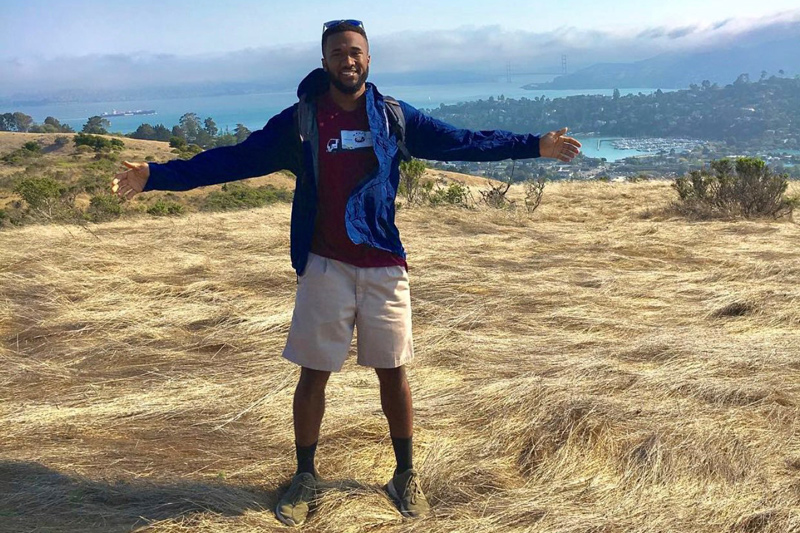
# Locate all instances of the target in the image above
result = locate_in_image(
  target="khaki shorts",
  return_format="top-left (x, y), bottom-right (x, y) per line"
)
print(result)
top-left (282, 253), bottom-right (414, 372)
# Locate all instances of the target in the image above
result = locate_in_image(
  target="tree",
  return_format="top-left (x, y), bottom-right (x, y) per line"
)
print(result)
top-left (215, 133), bottom-right (236, 147)
top-left (83, 116), bottom-right (110, 134)
top-left (204, 117), bottom-right (218, 137)
top-left (234, 123), bottom-right (251, 144)
top-left (613, 88), bottom-right (621, 100)
top-left (0, 113), bottom-right (14, 131)
top-left (153, 124), bottom-right (171, 141)
top-left (131, 123), bottom-right (156, 140)
top-left (179, 113), bottom-right (201, 143)
top-left (13, 112), bottom-right (34, 132)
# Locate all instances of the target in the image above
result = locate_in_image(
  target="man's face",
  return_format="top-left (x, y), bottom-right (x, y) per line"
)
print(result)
top-left (322, 31), bottom-right (370, 95)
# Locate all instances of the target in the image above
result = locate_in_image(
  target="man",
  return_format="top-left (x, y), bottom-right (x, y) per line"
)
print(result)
top-left (112, 20), bottom-right (581, 527)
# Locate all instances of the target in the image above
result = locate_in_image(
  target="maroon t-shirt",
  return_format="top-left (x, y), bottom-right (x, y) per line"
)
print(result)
top-left (310, 92), bottom-right (407, 269)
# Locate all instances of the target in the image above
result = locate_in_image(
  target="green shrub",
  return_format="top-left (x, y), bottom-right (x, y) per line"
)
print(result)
top-left (673, 158), bottom-right (794, 219)
top-left (429, 182), bottom-right (472, 208)
top-left (54, 136), bottom-right (70, 148)
top-left (147, 199), bottom-right (185, 216)
top-left (144, 155), bottom-right (156, 162)
top-left (169, 136), bottom-right (187, 149)
top-left (201, 183), bottom-right (293, 211)
top-left (73, 133), bottom-right (124, 152)
top-left (12, 176), bottom-right (77, 220)
top-left (1, 142), bottom-right (43, 164)
top-left (14, 176), bottom-right (64, 210)
top-left (87, 194), bottom-right (123, 222)
top-left (177, 144), bottom-right (203, 159)
top-left (22, 141), bottom-right (41, 153)
top-left (398, 159), bottom-right (429, 205)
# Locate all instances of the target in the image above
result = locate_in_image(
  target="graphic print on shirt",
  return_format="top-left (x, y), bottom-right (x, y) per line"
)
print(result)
top-left (327, 130), bottom-right (373, 153)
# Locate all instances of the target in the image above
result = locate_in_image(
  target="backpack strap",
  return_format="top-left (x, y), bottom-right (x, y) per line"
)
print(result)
top-left (383, 96), bottom-right (412, 162)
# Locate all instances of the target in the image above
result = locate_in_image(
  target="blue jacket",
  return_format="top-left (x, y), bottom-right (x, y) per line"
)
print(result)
top-left (143, 69), bottom-right (542, 275)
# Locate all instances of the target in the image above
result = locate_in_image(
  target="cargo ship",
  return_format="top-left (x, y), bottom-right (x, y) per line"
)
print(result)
top-left (101, 109), bottom-right (156, 118)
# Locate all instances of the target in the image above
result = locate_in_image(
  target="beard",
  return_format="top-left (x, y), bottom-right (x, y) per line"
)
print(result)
top-left (327, 66), bottom-right (369, 94)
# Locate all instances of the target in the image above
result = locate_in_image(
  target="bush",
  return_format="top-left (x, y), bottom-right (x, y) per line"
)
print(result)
top-left (429, 182), bottom-right (472, 208)
top-left (398, 159), bottom-right (429, 205)
top-left (480, 180), bottom-right (513, 209)
top-left (147, 199), bottom-right (185, 216)
top-left (22, 141), bottom-right (41, 153)
top-left (87, 194), bottom-right (123, 222)
top-left (673, 158), bottom-right (795, 219)
top-left (54, 136), bottom-right (70, 148)
top-left (12, 176), bottom-right (76, 220)
top-left (169, 136), bottom-right (187, 149)
top-left (524, 178), bottom-right (546, 215)
top-left (201, 183), bottom-right (293, 211)
top-left (177, 144), bottom-right (203, 159)
top-left (73, 133), bottom-right (124, 152)
top-left (1, 142), bottom-right (43, 164)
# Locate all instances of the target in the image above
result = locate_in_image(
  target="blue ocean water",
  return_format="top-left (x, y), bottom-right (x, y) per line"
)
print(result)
top-left (6, 78), bottom-right (661, 138)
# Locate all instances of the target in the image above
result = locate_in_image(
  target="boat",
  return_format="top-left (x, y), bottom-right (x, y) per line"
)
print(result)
top-left (100, 109), bottom-right (157, 118)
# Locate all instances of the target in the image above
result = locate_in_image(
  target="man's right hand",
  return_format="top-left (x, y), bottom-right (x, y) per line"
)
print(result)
top-left (112, 161), bottom-right (150, 200)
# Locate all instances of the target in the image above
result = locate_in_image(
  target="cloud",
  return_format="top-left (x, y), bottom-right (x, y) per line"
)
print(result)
top-left (2, 11), bottom-right (799, 99)
top-left (666, 26), bottom-right (698, 39)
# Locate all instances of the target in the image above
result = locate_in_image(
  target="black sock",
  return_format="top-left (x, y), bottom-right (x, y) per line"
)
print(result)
top-left (295, 441), bottom-right (317, 476)
top-left (391, 436), bottom-right (413, 476)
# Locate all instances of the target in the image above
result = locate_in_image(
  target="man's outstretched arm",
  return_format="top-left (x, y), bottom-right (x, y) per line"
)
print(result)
top-left (399, 102), bottom-right (581, 163)
top-left (112, 106), bottom-right (299, 199)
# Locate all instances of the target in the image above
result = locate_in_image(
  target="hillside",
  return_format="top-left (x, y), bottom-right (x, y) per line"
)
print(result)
top-left (1, 181), bottom-right (799, 532)
top-left (0, 132), bottom-right (497, 216)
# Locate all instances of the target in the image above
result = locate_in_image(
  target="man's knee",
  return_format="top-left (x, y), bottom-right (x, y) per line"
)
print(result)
top-left (298, 367), bottom-right (331, 391)
top-left (375, 365), bottom-right (406, 386)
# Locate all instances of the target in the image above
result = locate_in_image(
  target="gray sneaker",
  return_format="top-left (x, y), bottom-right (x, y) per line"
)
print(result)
top-left (386, 468), bottom-right (430, 518)
top-left (276, 472), bottom-right (317, 527)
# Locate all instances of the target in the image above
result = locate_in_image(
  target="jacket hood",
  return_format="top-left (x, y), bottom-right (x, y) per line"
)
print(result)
top-left (297, 68), bottom-right (330, 100)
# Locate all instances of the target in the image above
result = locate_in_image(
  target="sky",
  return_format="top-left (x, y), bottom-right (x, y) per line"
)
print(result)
top-left (2, 1), bottom-right (800, 96)
top-left (3, 0), bottom-right (800, 57)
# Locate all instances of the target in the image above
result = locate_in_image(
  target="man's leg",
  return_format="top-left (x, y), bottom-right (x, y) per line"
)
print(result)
top-left (276, 366), bottom-right (331, 527)
top-left (375, 366), bottom-right (413, 472)
top-left (377, 366), bottom-right (429, 517)
top-left (294, 367), bottom-right (331, 474)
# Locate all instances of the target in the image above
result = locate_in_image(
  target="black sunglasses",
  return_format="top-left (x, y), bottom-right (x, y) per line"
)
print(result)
top-left (322, 19), bottom-right (364, 32)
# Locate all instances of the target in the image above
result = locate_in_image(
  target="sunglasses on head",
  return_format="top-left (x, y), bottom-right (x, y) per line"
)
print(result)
top-left (322, 19), bottom-right (364, 32)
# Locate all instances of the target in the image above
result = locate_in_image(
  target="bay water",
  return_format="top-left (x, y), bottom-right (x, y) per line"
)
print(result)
top-left (6, 77), bottom-right (666, 161)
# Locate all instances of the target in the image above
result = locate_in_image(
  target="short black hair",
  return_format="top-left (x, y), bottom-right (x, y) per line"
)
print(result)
top-left (321, 22), bottom-right (368, 54)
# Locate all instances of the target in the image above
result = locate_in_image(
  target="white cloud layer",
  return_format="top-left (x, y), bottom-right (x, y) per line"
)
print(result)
top-left (2, 10), bottom-right (799, 97)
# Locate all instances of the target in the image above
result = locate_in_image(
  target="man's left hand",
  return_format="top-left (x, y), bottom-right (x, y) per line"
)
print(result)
top-left (540, 127), bottom-right (582, 162)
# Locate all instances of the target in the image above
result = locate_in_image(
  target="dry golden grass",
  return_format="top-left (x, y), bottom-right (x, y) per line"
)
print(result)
top-left (1, 181), bottom-right (799, 532)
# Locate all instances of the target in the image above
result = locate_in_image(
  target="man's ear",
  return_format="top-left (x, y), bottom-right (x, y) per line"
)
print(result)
top-left (321, 57), bottom-right (328, 72)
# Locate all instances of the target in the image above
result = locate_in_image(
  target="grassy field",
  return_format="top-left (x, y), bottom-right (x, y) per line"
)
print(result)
top-left (1, 175), bottom-right (799, 532)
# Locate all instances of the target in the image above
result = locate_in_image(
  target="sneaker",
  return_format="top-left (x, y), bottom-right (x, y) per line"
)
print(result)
top-left (275, 472), bottom-right (317, 527)
top-left (386, 468), bottom-right (430, 518)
